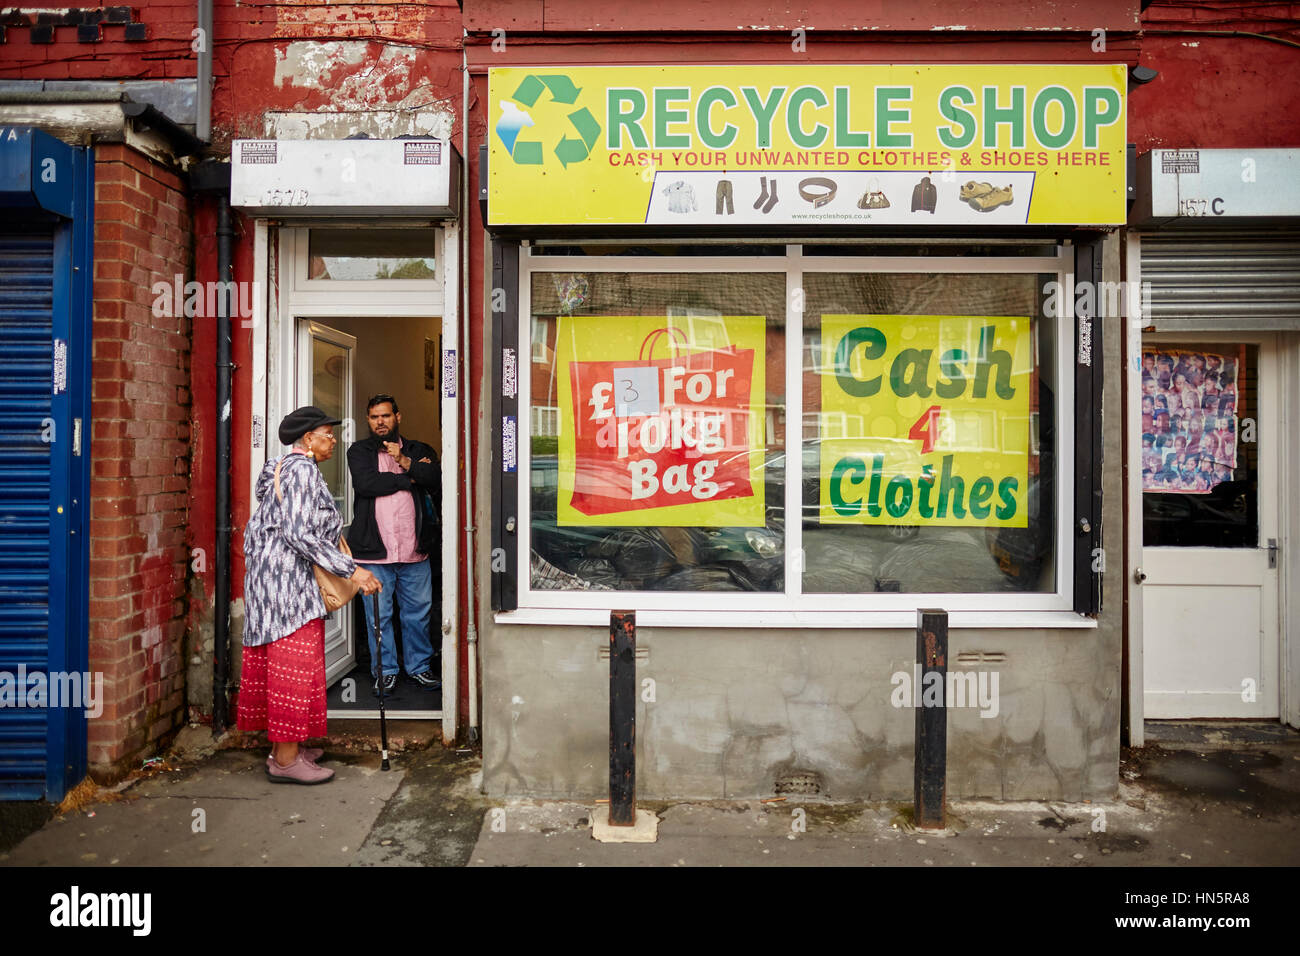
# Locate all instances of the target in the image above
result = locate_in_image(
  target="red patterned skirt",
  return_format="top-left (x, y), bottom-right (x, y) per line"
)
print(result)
top-left (236, 618), bottom-right (327, 741)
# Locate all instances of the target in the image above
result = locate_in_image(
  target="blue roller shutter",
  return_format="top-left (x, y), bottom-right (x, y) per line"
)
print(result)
top-left (0, 227), bottom-right (58, 799)
top-left (0, 127), bottom-right (92, 802)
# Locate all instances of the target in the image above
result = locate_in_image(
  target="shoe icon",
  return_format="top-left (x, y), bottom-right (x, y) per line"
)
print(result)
top-left (959, 181), bottom-right (995, 202)
top-left (968, 184), bottom-right (1014, 212)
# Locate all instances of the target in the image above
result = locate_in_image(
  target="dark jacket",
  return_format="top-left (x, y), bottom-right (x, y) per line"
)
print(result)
top-left (345, 433), bottom-right (440, 561)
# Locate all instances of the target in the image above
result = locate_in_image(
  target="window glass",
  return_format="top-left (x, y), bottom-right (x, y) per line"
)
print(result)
top-left (308, 229), bottom-right (436, 280)
top-left (1142, 343), bottom-right (1256, 548)
top-left (528, 272), bottom-right (786, 592)
top-left (800, 273), bottom-right (1056, 593)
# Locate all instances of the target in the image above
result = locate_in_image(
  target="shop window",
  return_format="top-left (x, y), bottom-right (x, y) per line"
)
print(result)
top-left (307, 228), bottom-right (437, 281)
top-left (800, 273), bottom-right (1055, 595)
top-left (509, 247), bottom-right (1074, 613)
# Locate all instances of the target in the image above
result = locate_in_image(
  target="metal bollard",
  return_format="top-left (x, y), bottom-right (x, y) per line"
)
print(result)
top-left (914, 608), bottom-right (948, 829)
top-left (609, 610), bottom-right (636, 826)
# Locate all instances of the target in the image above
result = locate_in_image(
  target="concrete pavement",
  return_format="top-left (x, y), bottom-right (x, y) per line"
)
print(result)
top-left (1, 722), bottom-right (1297, 868)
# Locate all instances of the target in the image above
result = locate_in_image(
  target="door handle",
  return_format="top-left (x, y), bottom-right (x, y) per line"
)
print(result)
top-left (1134, 567), bottom-right (1147, 584)
top-left (1268, 538), bottom-right (1278, 569)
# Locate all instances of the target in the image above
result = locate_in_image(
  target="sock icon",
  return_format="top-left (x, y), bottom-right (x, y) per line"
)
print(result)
top-left (753, 176), bottom-right (768, 210)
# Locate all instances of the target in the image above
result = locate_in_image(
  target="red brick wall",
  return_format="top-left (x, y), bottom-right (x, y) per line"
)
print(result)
top-left (87, 144), bottom-right (192, 778)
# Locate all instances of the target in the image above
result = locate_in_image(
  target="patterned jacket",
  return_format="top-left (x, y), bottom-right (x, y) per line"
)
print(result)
top-left (242, 450), bottom-right (357, 647)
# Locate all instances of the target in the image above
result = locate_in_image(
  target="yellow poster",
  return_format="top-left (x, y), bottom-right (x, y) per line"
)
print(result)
top-left (555, 314), bottom-right (766, 527)
top-left (818, 315), bottom-right (1032, 528)
top-left (489, 65), bottom-right (1126, 226)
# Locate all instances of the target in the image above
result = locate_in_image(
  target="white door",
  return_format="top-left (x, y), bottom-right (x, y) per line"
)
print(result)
top-left (1141, 336), bottom-right (1280, 717)
top-left (297, 320), bottom-right (357, 685)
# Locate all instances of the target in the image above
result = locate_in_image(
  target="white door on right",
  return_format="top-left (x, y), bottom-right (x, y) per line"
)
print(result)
top-left (1141, 337), bottom-right (1279, 718)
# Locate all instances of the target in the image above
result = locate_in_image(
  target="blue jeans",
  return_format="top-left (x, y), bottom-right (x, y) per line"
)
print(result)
top-left (359, 560), bottom-right (435, 678)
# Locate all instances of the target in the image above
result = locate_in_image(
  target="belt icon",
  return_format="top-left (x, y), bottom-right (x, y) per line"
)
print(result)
top-left (798, 177), bottom-right (837, 208)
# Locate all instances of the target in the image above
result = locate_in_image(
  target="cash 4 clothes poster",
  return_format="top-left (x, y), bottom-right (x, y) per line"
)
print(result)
top-left (817, 315), bottom-right (1033, 528)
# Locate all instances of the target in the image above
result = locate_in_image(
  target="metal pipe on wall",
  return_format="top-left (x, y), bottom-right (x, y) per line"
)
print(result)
top-left (196, 0), bottom-right (212, 142)
top-left (212, 196), bottom-right (233, 732)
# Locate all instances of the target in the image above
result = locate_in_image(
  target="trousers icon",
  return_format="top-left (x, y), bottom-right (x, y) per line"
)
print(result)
top-left (716, 179), bottom-right (734, 215)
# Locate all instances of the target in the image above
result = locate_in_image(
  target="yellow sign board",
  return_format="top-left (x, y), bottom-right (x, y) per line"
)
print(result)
top-left (555, 314), bottom-right (767, 526)
top-left (818, 315), bottom-right (1033, 528)
top-left (489, 65), bottom-right (1126, 226)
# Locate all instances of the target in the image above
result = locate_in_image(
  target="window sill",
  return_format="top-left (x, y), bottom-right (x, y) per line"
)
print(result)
top-left (493, 608), bottom-right (1098, 629)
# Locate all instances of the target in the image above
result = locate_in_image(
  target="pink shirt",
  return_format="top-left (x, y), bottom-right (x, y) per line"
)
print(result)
top-left (371, 439), bottom-right (425, 564)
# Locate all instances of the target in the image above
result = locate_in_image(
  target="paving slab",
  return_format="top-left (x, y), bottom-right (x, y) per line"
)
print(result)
top-left (0, 750), bottom-right (405, 867)
top-left (466, 744), bottom-right (1300, 867)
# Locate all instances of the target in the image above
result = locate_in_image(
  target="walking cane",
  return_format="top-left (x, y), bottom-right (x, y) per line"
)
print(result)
top-left (371, 591), bottom-right (391, 771)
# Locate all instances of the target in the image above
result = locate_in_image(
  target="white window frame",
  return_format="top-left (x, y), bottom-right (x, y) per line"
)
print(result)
top-left (290, 227), bottom-right (444, 307)
top-left (505, 242), bottom-right (1088, 629)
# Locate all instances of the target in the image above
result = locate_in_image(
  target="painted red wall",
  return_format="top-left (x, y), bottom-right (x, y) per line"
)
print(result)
top-left (1130, 2), bottom-right (1300, 150)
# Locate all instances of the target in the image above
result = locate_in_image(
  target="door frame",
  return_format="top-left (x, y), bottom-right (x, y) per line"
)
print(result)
top-left (1125, 231), bottom-right (1294, 736)
top-left (253, 223), bottom-right (461, 742)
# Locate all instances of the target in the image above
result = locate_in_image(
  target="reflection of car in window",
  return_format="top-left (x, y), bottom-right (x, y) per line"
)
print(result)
top-left (529, 454), bottom-right (784, 592)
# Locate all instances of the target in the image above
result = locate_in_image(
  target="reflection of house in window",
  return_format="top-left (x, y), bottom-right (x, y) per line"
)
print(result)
top-left (803, 332), bottom-right (831, 373)
top-left (531, 317), bottom-right (550, 363)
top-left (667, 308), bottom-right (727, 369)
top-left (943, 408), bottom-right (999, 452)
top-left (803, 410), bottom-right (864, 440)
top-left (531, 405), bottom-right (560, 438)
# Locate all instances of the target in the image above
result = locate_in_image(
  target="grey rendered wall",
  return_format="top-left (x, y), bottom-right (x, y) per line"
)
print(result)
top-left (477, 237), bottom-right (1125, 802)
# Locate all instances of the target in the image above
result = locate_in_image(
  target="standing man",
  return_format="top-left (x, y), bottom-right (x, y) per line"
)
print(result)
top-left (347, 394), bottom-right (441, 694)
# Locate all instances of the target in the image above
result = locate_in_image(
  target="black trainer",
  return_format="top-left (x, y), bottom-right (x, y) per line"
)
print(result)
top-left (373, 674), bottom-right (397, 695)
top-left (411, 670), bottom-right (441, 690)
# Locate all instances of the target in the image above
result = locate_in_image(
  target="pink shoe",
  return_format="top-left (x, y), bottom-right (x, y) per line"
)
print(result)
top-left (301, 746), bottom-right (324, 764)
top-left (266, 753), bottom-right (334, 785)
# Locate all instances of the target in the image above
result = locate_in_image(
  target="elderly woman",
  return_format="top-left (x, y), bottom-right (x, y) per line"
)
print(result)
top-left (238, 406), bottom-right (381, 784)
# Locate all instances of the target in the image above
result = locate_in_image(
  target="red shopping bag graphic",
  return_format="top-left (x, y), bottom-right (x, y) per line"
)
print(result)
top-left (567, 327), bottom-right (756, 519)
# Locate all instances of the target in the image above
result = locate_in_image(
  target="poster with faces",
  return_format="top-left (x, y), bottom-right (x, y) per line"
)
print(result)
top-left (1140, 347), bottom-right (1241, 494)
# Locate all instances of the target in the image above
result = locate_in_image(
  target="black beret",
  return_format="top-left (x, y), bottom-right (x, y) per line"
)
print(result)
top-left (278, 405), bottom-right (342, 445)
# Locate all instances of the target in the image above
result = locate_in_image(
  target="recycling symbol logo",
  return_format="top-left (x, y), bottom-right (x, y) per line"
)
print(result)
top-left (496, 74), bottom-right (601, 169)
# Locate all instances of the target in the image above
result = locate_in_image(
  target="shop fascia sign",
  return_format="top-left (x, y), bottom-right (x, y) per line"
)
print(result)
top-left (230, 138), bottom-right (460, 218)
top-left (1131, 148), bottom-right (1300, 225)
top-left (488, 65), bottom-right (1127, 227)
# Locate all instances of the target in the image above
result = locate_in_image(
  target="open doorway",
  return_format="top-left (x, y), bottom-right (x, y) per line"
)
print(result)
top-left (261, 225), bottom-right (460, 726)
top-left (299, 316), bottom-right (444, 716)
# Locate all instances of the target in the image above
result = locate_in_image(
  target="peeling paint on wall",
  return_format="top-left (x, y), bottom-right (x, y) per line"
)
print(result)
top-left (272, 41), bottom-right (432, 113)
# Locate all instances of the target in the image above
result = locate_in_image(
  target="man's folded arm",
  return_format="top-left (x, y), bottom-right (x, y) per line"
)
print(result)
top-left (347, 442), bottom-right (412, 497)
